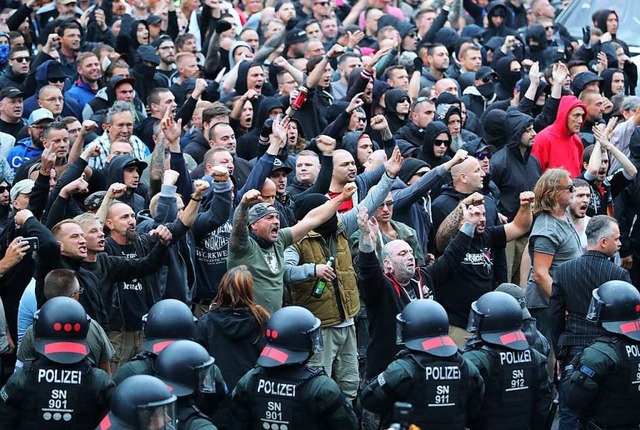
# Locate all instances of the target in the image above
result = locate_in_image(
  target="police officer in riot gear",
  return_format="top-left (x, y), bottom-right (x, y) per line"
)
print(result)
top-left (156, 340), bottom-right (223, 430)
top-left (114, 299), bottom-right (198, 385)
top-left (462, 291), bottom-right (552, 430)
top-left (564, 280), bottom-right (640, 429)
top-left (360, 299), bottom-right (485, 429)
top-left (0, 297), bottom-right (114, 430)
top-left (97, 374), bottom-right (177, 430)
top-left (230, 306), bottom-right (358, 430)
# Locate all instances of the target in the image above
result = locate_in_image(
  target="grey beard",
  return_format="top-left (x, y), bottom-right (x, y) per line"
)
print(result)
top-left (125, 229), bottom-right (139, 243)
top-left (450, 135), bottom-right (464, 152)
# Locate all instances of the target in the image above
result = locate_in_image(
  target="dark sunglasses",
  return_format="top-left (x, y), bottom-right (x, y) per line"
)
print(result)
top-left (477, 152), bottom-right (492, 160)
top-left (11, 56), bottom-right (30, 63)
top-left (0, 185), bottom-right (10, 193)
top-left (407, 32), bottom-right (418, 38)
top-left (315, 1), bottom-right (329, 5)
top-left (545, 26), bottom-right (554, 30)
top-left (355, 117), bottom-right (366, 122)
top-left (48, 77), bottom-right (65, 84)
top-left (434, 139), bottom-right (450, 147)
top-left (482, 76), bottom-right (496, 84)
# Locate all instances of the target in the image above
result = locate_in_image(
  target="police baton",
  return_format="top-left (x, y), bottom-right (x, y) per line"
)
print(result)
top-left (544, 398), bottom-right (559, 430)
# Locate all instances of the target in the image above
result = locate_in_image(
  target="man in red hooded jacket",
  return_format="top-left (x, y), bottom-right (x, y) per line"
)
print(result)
top-left (531, 95), bottom-right (588, 178)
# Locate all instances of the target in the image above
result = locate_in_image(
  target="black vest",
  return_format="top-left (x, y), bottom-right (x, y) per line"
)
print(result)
top-left (478, 346), bottom-right (538, 430)
top-left (20, 357), bottom-right (98, 430)
top-left (584, 336), bottom-right (640, 427)
top-left (401, 351), bottom-right (468, 430)
top-left (249, 366), bottom-right (324, 430)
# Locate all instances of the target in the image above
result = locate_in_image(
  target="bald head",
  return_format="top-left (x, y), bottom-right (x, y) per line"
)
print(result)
top-left (434, 78), bottom-right (459, 97)
top-left (260, 178), bottom-right (277, 204)
top-left (452, 157), bottom-right (484, 193)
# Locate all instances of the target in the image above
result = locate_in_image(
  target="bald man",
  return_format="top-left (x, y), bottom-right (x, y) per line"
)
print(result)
top-left (430, 156), bottom-right (507, 282)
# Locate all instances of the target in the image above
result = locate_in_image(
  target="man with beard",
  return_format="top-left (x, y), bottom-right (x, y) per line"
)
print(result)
top-left (228, 180), bottom-right (355, 315)
top-left (66, 52), bottom-right (103, 106)
top-left (7, 108), bottom-right (54, 172)
top-left (420, 43), bottom-right (450, 88)
top-left (569, 178), bottom-right (591, 251)
top-left (356, 203), bottom-right (482, 403)
top-left (434, 191), bottom-right (535, 346)
top-left (87, 102), bottom-right (151, 170)
top-left (0, 45), bottom-right (30, 91)
top-left (153, 35), bottom-right (177, 87)
top-left (580, 125), bottom-right (636, 217)
top-left (330, 53), bottom-right (362, 100)
top-left (0, 88), bottom-right (26, 137)
top-left (102, 195), bottom-right (188, 373)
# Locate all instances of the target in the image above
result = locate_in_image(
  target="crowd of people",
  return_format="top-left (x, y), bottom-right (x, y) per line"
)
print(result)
top-left (0, 0), bottom-right (637, 427)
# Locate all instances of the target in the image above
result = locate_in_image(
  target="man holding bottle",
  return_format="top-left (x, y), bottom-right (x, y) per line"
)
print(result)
top-left (284, 147), bottom-right (405, 401)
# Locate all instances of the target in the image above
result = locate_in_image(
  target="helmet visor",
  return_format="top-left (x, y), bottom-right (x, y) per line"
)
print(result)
top-left (586, 292), bottom-right (605, 322)
top-left (196, 358), bottom-right (216, 394)
top-left (137, 398), bottom-right (177, 430)
top-left (466, 304), bottom-right (481, 333)
top-left (307, 318), bottom-right (324, 354)
top-left (395, 313), bottom-right (406, 345)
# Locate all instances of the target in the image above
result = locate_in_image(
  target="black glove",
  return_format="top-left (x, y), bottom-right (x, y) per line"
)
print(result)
top-left (582, 26), bottom-right (591, 46)
top-left (260, 118), bottom-right (275, 139)
top-left (215, 20), bottom-right (232, 34)
top-left (413, 56), bottom-right (423, 73)
top-left (285, 18), bottom-right (299, 31)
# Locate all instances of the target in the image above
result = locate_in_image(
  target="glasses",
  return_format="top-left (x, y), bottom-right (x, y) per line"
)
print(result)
top-left (476, 152), bottom-right (492, 160)
top-left (48, 77), bottom-right (65, 84)
top-left (564, 183), bottom-right (576, 193)
top-left (42, 97), bottom-right (64, 103)
top-left (70, 287), bottom-right (84, 297)
top-left (355, 117), bottom-right (366, 122)
top-left (379, 201), bottom-right (394, 209)
top-left (482, 76), bottom-right (496, 84)
top-left (407, 32), bottom-right (418, 38)
top-left (0, 186), bottom-right (9, 193)
top-left (315, 1), bottom-right (329, 5)
top-left (434, 139), bottom-right (450, 146)
top-left (545, 26), bottom-right (554, 30)
top-left (11, 56), bottom-right (30, 63)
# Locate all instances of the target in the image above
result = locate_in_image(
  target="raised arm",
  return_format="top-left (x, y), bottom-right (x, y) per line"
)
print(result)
top-left (178, 180), bottom-right (210, 228)
top-left (229, 189), bottom-right (261, 252)
top-left (595, 125), bottom-right (638, 179)
top-left (290, 183), bottom-right (356, 243)
top-left (307, 44), bottom-right (345, 90)
top-left (503, 191), bottom-right (534, 242)
top-left (435, 192), bottom-right (485, 253)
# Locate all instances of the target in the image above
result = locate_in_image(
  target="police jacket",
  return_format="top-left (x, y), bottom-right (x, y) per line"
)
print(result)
top-left (463, 343), bottom-right (552, 430)
top-left (0, 356), bottom-right (114, 430)
top-left (230, 365), bottom-right (358, 430)
top-left (565, 335), bottom-right (640, 428)
top-left (361, 349), bottom-right (484, 429)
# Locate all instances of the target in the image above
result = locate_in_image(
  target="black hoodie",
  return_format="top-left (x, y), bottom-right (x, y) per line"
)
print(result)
top-left (494, 56), bottom-right (521, 101)
top-left (384, 88), bottom-right (411, 133)
top-left (490, 110), bottom-right (541, 220)
top-left (105, 154), bottom-right (147, 214)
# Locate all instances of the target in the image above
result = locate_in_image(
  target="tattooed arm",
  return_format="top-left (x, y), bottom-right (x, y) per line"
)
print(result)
top-left (435, 192), bottom-right (485, 253)
top-left (148, 132), bottom-right (167, 199)
top-left (357, 207), bottom-right (378, 254)
top-left (229, 189), bottom-right (261, 252)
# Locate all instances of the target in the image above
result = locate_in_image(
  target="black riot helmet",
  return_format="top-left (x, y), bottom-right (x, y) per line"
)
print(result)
top-left (155, 340), bottom-right (216, 397)
top-left (587, 280), bottom-right (640, 341)
top-left (396, 299), bottom-right (458, 357)
top-left (97, 375), bottom-right (177, 430)
top-left (142, 299), bottom-right (197, 354)
top-left (468, 291), bottom-right (528, 351)
top-left (257, 306), bottom-right (323, 368)
top-left (34, 296), bottom-right (90, 364)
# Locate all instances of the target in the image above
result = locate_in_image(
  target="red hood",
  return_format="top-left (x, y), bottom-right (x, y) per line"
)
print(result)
top-left (549, 95), bottom-right (588, 138)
